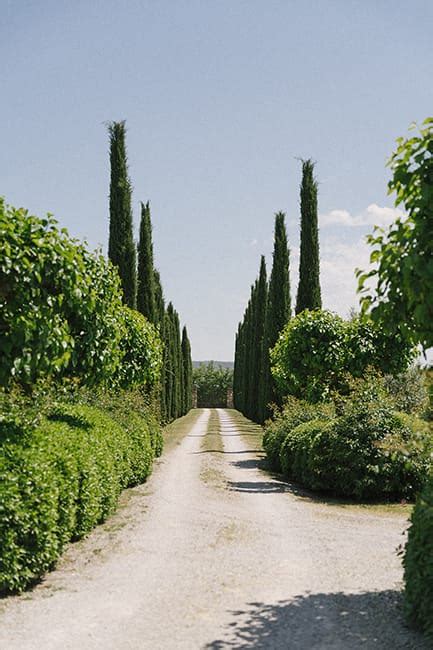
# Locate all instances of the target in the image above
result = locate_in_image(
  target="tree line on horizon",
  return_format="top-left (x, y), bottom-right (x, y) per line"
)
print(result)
top-left (233, 159), bottom-right (321, 423)
top-left (108, 121), bottom-right (193, 421)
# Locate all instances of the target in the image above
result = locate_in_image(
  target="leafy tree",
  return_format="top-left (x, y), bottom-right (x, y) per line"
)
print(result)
top-left (358, 118), bottom-right (433, 348)
top-left (271, 309), bottom-right (414, 403)
top-left (296, 159), bottom-right (322, 313)
top-left (194, 362), bottom-right (233, 408)
top-left (108, 121), bottom-right (137, 309)
top-left (137, 201), bottom-right (156, 324)
top-left (0, 200), bottom-right (125, 387)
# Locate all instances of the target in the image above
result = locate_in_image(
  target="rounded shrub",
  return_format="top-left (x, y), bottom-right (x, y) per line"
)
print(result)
top-left (263, 396), bottom-right (334, 472)
top-left (345, 316), bottom-right (414, 377)
top-left (271, 309), bottom-right (414, 404)
top-left (404, 477), bottom-right (433, 640)
top-left (271, 310), bottom-right (347, 402)
top-left (278, 400), bottom-right (429, 500)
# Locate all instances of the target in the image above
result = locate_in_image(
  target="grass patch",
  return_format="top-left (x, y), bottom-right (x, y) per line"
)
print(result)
top-left (163, 408), bottom-right (203, 452)
top-left (202, 409), bottom-right (224, 453)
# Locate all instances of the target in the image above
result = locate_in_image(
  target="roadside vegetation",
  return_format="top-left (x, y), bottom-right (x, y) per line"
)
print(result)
top-left (0, 121), bottom-right (193, 593)
top-left (234, 120), bottom-right (433, 640)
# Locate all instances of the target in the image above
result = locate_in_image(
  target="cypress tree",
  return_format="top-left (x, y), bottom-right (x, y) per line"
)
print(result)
top-left (152, 269), bottom-right (166, 421)
top-left (163, 307), bottom-right (174, 421)
top-left (296, 159), bottom-right (322, 314)
top-left (263, 212), bottom-right (291, 412)
top-left (108, 121), bottom-right (137, 308)
top-left (153, 270), bottom-right (165, 328)
top-left (255, 256), bottom-right (268, 423)
top-left (181, 326), bottom-right (193, 413)
top-left (137, 201), bottom-right (156, 323)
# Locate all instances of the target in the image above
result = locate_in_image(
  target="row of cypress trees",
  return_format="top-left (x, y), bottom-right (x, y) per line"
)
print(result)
top-left (233, 159), bottom-right (321, 423)
top-left (108, 121), bottom-right (193, 422)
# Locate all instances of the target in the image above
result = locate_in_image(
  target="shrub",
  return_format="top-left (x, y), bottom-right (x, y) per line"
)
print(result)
top-left (267, 379), bottom-right (432, 500)
top-left (263, 396), bottom-right (334, 472)
top-left (271, 310), bottom-right (347, 402)
top-left (0, 199), bottom-right (125, 387)
top-left (404, 477), bottom-right (433, 640)
top-left (0, 399), bottom-right (158, 594)
top-left (116, 307), bottom-right (163, 390)
top-left (384, 367), bottom-right (429, 415)
top-left (271, 310), bottom-right (414, 403)
top-left (345, 316), bottom-right (414, 377)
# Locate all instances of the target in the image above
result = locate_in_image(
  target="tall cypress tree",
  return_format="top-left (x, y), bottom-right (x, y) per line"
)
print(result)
top-left (108, 121), bottom-right (137, 308)
top-left (153, 270), bottom-right (165, 329)
top-left (163, 307), bottom-right (174, 421)
top-left (137, 201), bottom-right (156, 323)
top-left (181, 326), bottom-right (193, 414)
top-left (296, 159), bottom-right (322, 314)
top-left (255, 256), bottom-right (268, 423)
top-left (263, 212), bottom-right (291, 411)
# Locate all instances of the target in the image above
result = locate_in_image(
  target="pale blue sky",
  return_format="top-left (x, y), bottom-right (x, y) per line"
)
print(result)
top-left (2, 1), bottom-right (432, 359)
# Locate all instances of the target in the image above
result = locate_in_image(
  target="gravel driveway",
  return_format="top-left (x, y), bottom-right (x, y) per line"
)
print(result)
top-left (0, 408), bottom-right (428, 649)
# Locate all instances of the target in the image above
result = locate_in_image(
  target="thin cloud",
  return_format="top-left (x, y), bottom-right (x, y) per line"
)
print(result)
top-left (320, 203), bottom-right (405, 228)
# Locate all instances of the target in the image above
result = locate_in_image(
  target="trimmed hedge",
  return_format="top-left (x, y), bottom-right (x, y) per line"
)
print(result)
top-left (0, 400), bottom-right (159, 594)
top-left (404, 478), bottom-right (433, 639)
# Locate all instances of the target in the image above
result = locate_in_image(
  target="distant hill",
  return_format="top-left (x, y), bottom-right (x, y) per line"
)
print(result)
top-left (193, 360), bottom-right (234, 369)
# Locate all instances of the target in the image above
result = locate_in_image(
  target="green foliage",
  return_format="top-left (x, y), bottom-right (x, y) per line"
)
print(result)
top-left (345, 314), bottom-right (414, 378)
top-left (296, 159), bottom-right (321, 314)
top-left (0, 397), bottom-right (159, 594)
top-left (262, 212), bottom-right (292, 414)
top-left (358, 118), bottom-right (433, 348)
top-left (404, 477), bottom-right (433, 639)
top-left (137, 201), bottom-right (157, 324)
top-left (266, 380), bottom-right (432, 500)
top-left (271, 310), bottom-right (347, 402)
top-left (116, 307), bottom-right (163, 390)
top-left (263, 396), bottom-right (334, 472)
top-left (181, 326), bottom-right (193, 414)
top-left (271, 310), bottom-right (414, 403)
top-left (234, 213), bottom-right (290, 423)
top-left (193, 362), bottom-right (233, 408)
top-left (108, 121), bottom-right (137, 309)
top-left (0, 199), bottom-right (125, 388)
top-left (384, 367), bottom-right (429, 416)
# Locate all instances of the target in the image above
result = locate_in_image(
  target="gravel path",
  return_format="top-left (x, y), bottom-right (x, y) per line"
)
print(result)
top-left (0, 408), bottom-right (428, 649)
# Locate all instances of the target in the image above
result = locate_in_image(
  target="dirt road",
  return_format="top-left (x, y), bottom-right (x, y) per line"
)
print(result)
top-left (0, 409), bottom-right (428, 649)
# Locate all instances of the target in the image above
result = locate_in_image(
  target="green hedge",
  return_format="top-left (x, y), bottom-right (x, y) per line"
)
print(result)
top-left (264, 390), bottom-right (432, 500)
top-left (404, 477), bottom-right (433, 639)
top-left (0, 400), bottom-right (159, 594)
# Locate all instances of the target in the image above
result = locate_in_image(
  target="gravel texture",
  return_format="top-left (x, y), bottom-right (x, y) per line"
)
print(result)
top-left (0, 408), bottom-right (429, 649)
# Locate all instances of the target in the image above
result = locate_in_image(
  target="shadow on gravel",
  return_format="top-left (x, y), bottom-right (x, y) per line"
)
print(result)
top-left (230, 458), bottom-right (267, 470)
top-left (227, 480), bottom-right (291, 494)
top-left (192, 450), bottom-right (259, 455)
top-left (204, 590), bottom-right (428, 649)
